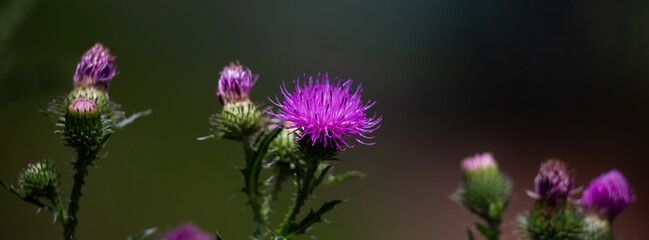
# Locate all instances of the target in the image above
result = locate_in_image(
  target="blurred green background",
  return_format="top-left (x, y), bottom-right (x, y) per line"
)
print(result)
top-left (1, 0), bottom-right (648, 239)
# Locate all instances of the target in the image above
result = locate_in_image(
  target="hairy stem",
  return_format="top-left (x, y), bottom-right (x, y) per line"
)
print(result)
top-left (241, 137), bottom-right (267, 239)
top-left (63, 147), bottom-right (96, 240)
top-left (276, 159), bottom-right (318, 238)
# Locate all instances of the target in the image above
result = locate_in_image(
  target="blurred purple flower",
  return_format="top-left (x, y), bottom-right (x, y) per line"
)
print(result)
top-left (527, 159), bottom-right (574, 205)
top-left (461, 152), bottom-right (496, 172)
top-left (161, 222), bottom-right (213, 240)
top-left (73, 43), bottom-right (117, 89)
top-left (267, 73), bottom-right (382, 150)
top-left (582, 169), bottom-right (635, 220)
top-left (217, 61), bottom-right (258, 104)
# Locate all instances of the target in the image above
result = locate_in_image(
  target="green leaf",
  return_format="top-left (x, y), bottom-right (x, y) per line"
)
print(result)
top-left (286, 200), bottom-right (343, 238)
top-left (127, 227), bottom-right (157, 240)
top-left (115, 109), bottom-right (152, 129)
top-left (323, 171), bottom-right (364, 185)
top-left (216, 233), bottom-right (223, 240)
top-left (311, 164), bottom-right (333, 192)
top-left (474, 223), bottom-right (489, 238)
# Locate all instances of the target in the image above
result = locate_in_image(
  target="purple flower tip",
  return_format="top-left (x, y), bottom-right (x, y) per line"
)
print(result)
top-left (461, 152), bottom-right (497, 172)
top-left (582, 169), bottom-right (635, 220)
top-left (267, 73), bottom-right (382, 151)
top-left (531, 159), bottom-right (574, 205)
top-left (73, 43), bottom-right (117, 89)
top-left (162, 222), bottom-right (214, 240)
top-left (217, 61), bottom-right (258, 104)
top-left (68, 98), bottom-right (98, 115)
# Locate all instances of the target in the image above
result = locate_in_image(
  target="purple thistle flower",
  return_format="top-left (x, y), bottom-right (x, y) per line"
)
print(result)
top-left (582, 169), bottom-right (635, 220)
top-left (161, 222), bottom-right (214, 240)
top-left (68, 98), bottom-right (98, 116)
top-left (73, 43), bottom-right (117, 89)
top-left (217, 61), bottom-right (258, 104)
top-left (527, 159), bottom-right (574, 205)
top-left (461, 152), bottom-right (496, 172)
top-left (267, 73), bottom-right (382, 151)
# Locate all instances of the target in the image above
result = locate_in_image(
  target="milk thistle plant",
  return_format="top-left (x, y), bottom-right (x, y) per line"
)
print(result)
top-left (0, 43), bottom-right (151, 240)
top-left (452, 154), bottom-right (636, 240)
top-left (200, 62), bottom-right (381, 240)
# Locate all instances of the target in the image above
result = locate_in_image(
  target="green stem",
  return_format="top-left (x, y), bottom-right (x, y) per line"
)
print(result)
top-left (63, 147), bottom-right (96, 240)
top-left (486, 218), bottom-right (501, 240)
top-left (276, 159), bottom-right (318, 238)
top-left (0, 177), bottom-right (56, 212)
top-left (241, 137), bottom-right (267, 239)
top-left (51, 191), bottom-right (67, 226)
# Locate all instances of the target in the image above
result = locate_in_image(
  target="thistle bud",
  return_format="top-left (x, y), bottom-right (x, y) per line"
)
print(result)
top-left (18, 160), bottom-right (60, 199)
top-left (210, 101), bottom-right (265, 140)
top-left (64, 98), bottom-right (107, 147)
top-left (269, 128), bottom-right (300, 162)
top-left (454, 153), bottom-right (511, 219)
top-left (528, 159), bottom-right (575, 206)
top-left (216, 61), bottom-right (257, 104)
top-left (582, 169), bottom-right (635, 220)
top-left (73, 43), bottom-right (117, 90)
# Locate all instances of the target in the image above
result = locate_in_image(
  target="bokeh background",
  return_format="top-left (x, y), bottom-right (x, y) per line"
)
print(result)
top-left (1, 0), bottom-right (648, 239)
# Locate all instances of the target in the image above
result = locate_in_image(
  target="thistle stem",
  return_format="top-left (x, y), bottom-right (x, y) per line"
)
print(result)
top-left (63, 146), bottom-right (96, 240)
top-left (276, 159), bottom-right (318, 238)
top-left (241, 137), bottom-right (267, 239)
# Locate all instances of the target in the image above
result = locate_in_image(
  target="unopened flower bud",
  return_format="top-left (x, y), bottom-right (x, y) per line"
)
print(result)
top-left (64, 98), bottom-right (106, 147)
top-left (269, 128), bottom-right (300, 162)
top-left (73, 43), bottom-right (117, 90)
top-left (582, 169), bottom-right (635, 220)
top-left (18, 160), bottom-right (60, 199)
top-left (529, 159), bottom-right (575, 205)
top-left (210, 102), bottom-right (265, 140)
top-left (455, 153), bottom-right (511, 218)
top-left (216, 61), bottom-right (257, 104)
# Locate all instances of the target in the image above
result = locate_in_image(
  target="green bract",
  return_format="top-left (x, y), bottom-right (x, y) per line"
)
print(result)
top-left (209, 101), bottom-right (265, 140)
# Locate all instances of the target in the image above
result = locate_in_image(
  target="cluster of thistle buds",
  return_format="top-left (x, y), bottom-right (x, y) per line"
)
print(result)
top-left (518, 160), bottom-right (635, 240)
top-left (0, 43), bottom-right (150, 240)
top-left (201, 61), bottom-right (381, 240)
top-left (452, 153), bottom-right (635, 240)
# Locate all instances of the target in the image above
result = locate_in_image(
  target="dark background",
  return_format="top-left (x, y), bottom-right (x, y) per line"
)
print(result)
top-left (1, 0), bottom-right (648, 239)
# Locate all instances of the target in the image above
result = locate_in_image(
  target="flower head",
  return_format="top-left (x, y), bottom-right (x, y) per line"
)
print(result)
top-left (217, 61), bottom-right (258, 104)
top-left (162, 222), bottom-right (213, 240)
top-left (73, 43), bottom-right (117, 89)
top-left (267, 73), bottom-right (382, 151)
top-left (461, 153), bottom-right (496, 172)
top-left (529, 159), bottom-right (575, 205)
top-left (582, 169), bottom-right (635, 220)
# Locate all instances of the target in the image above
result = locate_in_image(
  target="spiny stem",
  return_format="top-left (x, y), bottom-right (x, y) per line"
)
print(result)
top-left (241, 137), bottom-right (267, 239)
top-left (63, 146), bottom-right (96, 240)
top-left (276, 159), bottom-right (318, 237)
